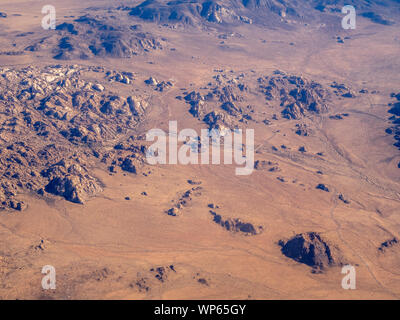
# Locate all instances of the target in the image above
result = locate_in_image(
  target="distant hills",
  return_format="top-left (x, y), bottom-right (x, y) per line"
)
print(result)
top-left (126, 0), bottom-right (400, 26)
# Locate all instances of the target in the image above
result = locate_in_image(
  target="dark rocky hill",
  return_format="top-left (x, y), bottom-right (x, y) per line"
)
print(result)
top-left (25, 14), bottom-right (165, 60)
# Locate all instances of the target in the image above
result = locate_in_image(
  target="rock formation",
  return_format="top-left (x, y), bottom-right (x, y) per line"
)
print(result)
top-left (209, 210), bottom-right (263, 235)
top-left (0, 65), bottom-right (148, 209)
top-left (279, 232), bottom-right (344, 270)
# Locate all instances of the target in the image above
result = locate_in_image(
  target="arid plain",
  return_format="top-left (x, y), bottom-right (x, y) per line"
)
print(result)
top-left (0, 0), bottom-right (400, 299)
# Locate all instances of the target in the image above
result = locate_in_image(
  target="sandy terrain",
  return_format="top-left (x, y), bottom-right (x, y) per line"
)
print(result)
top-left (0, 0), bottom-right (400, 299)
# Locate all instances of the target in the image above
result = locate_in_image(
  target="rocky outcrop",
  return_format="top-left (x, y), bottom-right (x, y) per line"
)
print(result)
top-left (130, 265), bottom-right (177, 294)
top-left (127, 96), bottom-right (148, 116)
top-left (42, 160), bottom-right (102, 204)
top-left (120, 157), bottom-right (137, 174)
top-left (25, 14), bottom-right (164, 60)
top-left (209, 210), bottom-right (263, 235)
top-left (329, 113), bottom-right (349, 120)
top-left (183, 80), bottom-right (255, 129)
top-left (295, 123), bottom-right (312, 136)
top-left (279, 232), bottom-right (344, 270)
top-left (0, 65), bottom-right (148, 209)
top-left (338, 194), bottom-right (350, 204)
top-left (331, 82), bottom-right (356, 98)
top-left (107, 72), bottom-right (133, 84)
top-left (259, 73), bottom-right (330, 119)
top-left (316, 183), bottom-right (329, 192)
top-left (254, 160), bottom-right (280, 172)
top-left (388, 102), bottom-right (400, 117)
top-left (145, 77), bottom-right (174, 91)
top-left (126, 0), bottom-right (399, 28)
top-left (150, 265), bottom-right (176, 282)
top-left (128, 0), bottom-right (252, 26)
top-left (378, 238), bottom-right (399, 252)
top-left (165, 186), bottom-right (203, 216)
top-left (0, 180), bottom-right (26, 211)
top-left (203, 110), bottom-right (233, 130)
top-left (386, 92), bottom-right (400, 155)
top-left (187, 179), bottom-right (202, 185)
top-left (183, 71), bottom-right (334, 129)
